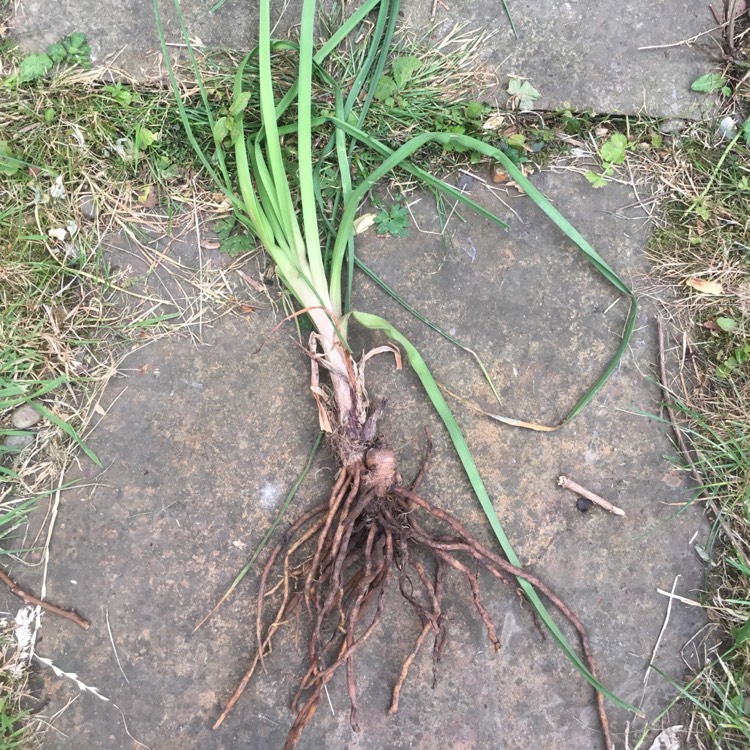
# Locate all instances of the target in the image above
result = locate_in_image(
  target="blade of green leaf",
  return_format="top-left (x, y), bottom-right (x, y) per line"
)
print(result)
top-left (354, 256), bottom-right (505, 407)
top-left (350, 311), bottom-right (638, 714)
top-left (327, 126), bottom-right (635, 422)
top-left (31, 403), bottom-right (101, 467)
top-left (298, 0), bottom-right (329, 301)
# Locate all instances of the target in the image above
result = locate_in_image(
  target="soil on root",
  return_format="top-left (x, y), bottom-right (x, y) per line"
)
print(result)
top-left (213, 432), bottom-right (612, 750)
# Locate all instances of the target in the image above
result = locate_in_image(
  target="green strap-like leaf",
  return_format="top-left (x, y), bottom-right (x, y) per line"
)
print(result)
top-left (327, 126), bottom-right (636, 423)
top-left (351, 311), bottom-right (638, 714)
top-left (32, 402), bottom-right (101, 467)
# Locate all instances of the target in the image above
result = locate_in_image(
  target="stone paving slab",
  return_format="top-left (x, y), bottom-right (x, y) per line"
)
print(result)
top-left (12, 0), bottom-right (718, 117)
top-left (13, 170), bottom-right (709, 749)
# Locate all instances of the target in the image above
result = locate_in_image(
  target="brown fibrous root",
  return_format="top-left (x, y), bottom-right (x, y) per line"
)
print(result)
top-left (213, 430), bottom-right (612, 750)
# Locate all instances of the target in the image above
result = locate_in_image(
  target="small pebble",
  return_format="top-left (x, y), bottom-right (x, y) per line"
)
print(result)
top-left (491, 165), bottom-right (509, 183)
top-left (11, 404), bottom-right (41, 429)
top-left (3, 433), bottom-right (35, 452)
top-left (717, 115), bottom-right (739, 140)
top-left (457, 173), bottom-right (474, 192)
top-left (576, 497), bottom-right (594, 513)
top-left (658, 118), bottom-right (687, 135)
top-left (79, 195), bottom-right (98, 221)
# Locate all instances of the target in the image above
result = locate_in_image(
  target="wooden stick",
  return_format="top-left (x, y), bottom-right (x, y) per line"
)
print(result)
top-left (558, 475), bottom-right (625, 517)
top-left (0, 569), bottom-right (89, 630)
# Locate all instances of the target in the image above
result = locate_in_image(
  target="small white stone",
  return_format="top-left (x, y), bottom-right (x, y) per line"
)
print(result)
top-left (658, 118), bottom-right (687, 135)
top-left (11, 404), bottom-right (41, 429)
top-left (259, 483), bottom-right (282, 510)
top-left (4, 433), bottom-right (35, 451)
top-left (79, 195), bottom-right (98, 221)
top-left (718, 115), bottom-right (739, 140)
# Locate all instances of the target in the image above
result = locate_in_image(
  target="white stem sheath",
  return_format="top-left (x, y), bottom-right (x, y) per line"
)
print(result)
top-left (306, 307), bottom-right (356, 426)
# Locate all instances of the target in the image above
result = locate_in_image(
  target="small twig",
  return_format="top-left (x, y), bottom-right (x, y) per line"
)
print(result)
top-left (637, 22), bottom-right (728, 50)
top-left (656, 319), bottom-right (704, 488)
top-left (0, 569), bottom-right (89, 630)
top-left (410, 428), bottom-right (433, 492)
top-left (105, 606), bottom-right (130, 684)
top-left (557, 476), bottom-right (625, 516)
top-left (113, 703), bottom-right (152, 750)
top-left (644, 575), bottom-right (679, 688)
top-left (726, 0), bottom-right (742, 49)
top-left (656, 588), bottom-right (705, 608)
top-left (236, 267), bottom-right (266, 293)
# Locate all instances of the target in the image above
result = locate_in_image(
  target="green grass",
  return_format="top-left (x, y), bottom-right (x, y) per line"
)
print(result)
top-left (663, 408), bottom-right (750, 749)
top-left (0, 27), bottom-right (228, 490)
top-left (0, 696), bottom-right (29, 750)
top-left (0, 28), bottom-right (219, 740)
top-left (0, 620), bottom-right (33, 750)
top-left (636, 31), bottom-right (750, 746)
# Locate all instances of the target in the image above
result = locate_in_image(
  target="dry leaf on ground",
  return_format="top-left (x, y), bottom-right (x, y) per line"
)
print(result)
top-left (686, 278), bottom-right (723, 295)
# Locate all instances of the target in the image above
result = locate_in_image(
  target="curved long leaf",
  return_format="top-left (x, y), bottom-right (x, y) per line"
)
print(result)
top-left (328, 125), bottom-right (636, 423)
top-left (351, 310), bottom-right (638, 714)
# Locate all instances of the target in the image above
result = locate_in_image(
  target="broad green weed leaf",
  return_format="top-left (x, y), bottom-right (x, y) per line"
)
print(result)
top-left (214, 216), bottom-right (236, 241)
top-left (505, 133), bottom-right (526, 149)
top-left (694, 202), bottom-right (711, 221)
top-left (229, 91), bottom-right (252, 117)
top-left (691, 72), bottom-right (727, 92)
top-left (743, 118), bottom-right (750, 145)
top-left (507, 77), bottom-right (540, 110)
top-left (375, 204), bottom-right (410, 238)
top-left (66, 32), bottom-right (88, 52)
top-left (104, 83), bottom-right (133, 106)
top-left (373, 75), bottom-right (397, 100)
top-left (18, 53), bottom-right (53, 83)
top-left (465, 101), bottom-right (485, 120)
top-left (0, 141), bottom-right (19, 176)
top-left (213, 116), bottom-right (230, 144)
top-left (61, 32), bottom-right (92, 67)
top-left (46, 42), bottom-right (67, 64)
top-left (518, 81), bottom-right (540, 99)
top-left (392, 55), bottom-right (422, 88)
top-left (136, 126), bottom-right (158, 149)
top-left (585, 171), bottom-right (607, 188)
top-left (600, 133), bottom-right (628, 164)
top-left (716, 317), bottom-right (738, 332)
top-left (221, 233), bottom-right (255, 256)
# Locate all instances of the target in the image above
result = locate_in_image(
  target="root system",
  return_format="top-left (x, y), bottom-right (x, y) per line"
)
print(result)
top-left (213, 427), bottom-right (612, 750)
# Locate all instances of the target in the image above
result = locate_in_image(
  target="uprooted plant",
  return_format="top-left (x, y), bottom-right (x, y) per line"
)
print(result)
top-left (156, 0), bottom-right (639, 748)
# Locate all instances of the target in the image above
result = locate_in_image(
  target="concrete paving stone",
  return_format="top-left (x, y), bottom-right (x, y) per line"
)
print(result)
top-left (12, 0), bottom-right (719, 117)
top-left (9, 169), bottom-right (709, 749)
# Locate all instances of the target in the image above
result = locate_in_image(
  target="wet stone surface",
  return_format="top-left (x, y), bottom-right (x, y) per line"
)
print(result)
top-left (12, 170), bottom-right (709, 749)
